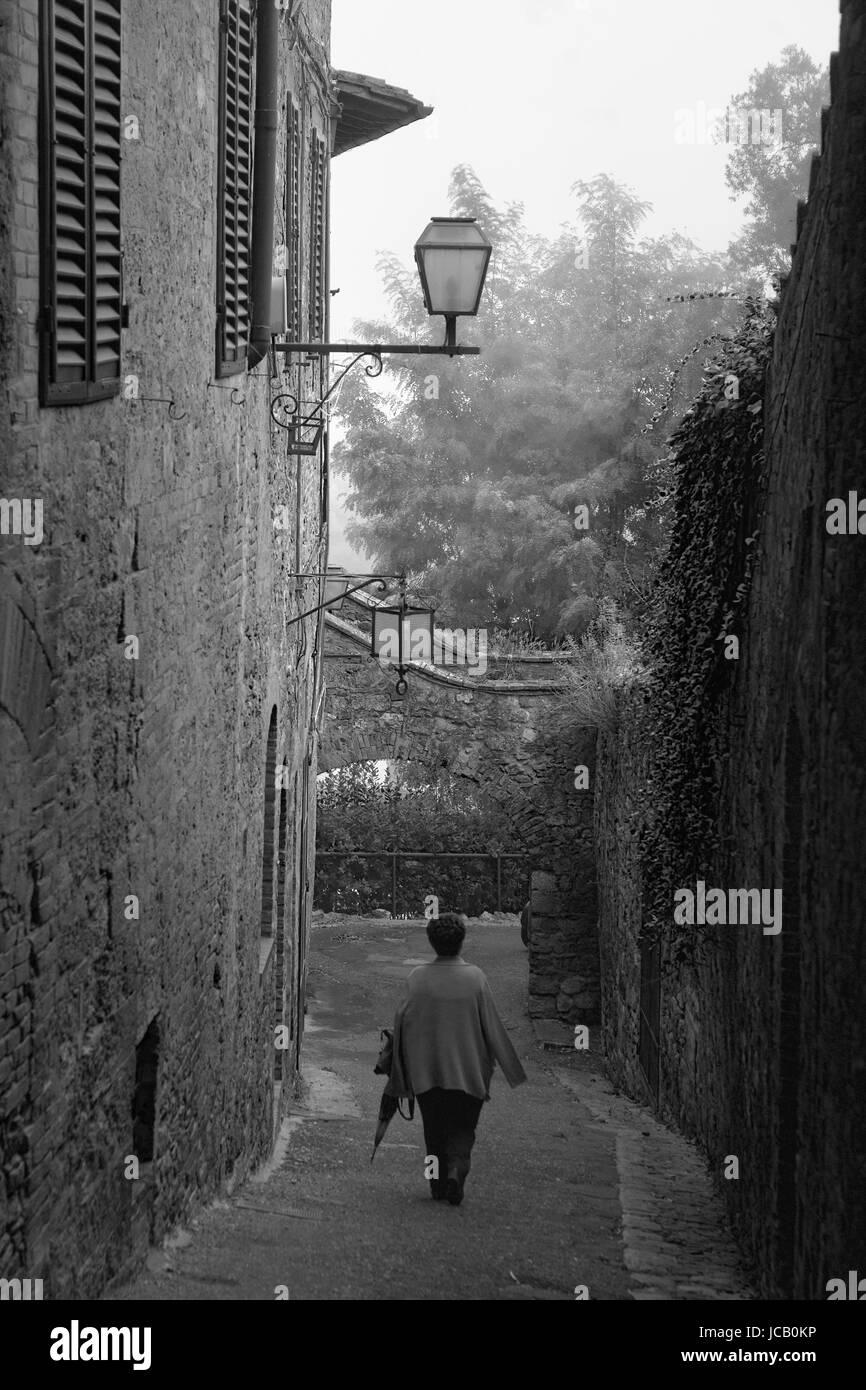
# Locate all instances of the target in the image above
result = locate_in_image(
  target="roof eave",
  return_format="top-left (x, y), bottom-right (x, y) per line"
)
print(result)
top-left (332, 69), bottom-right (433, 156)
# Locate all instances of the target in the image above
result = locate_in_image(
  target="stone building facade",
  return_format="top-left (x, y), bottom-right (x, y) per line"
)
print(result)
top-left (594, 1), bottom-right (866, 1299)
top-left (0, 0), bottom-right (428, 1297)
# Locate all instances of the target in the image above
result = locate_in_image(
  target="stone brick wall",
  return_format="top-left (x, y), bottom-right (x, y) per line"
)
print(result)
top-left (594, 0), bottom-right (866, 1299)
top-left (593, 693), bottom-right (646, 1089)
top-left (322, 612), bottom-right (599, 1023)
top-left (0, 0), bottom-right (331, 1296)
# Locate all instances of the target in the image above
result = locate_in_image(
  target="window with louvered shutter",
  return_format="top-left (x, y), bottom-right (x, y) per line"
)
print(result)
top-left (39, 0), bottom-right (122, 405)
top-left (216, 0), bottom-right (252, 377)
top-left (308, 130), bottom-right (326, 344)
top-left (286, 99), bottom-right (302, 343)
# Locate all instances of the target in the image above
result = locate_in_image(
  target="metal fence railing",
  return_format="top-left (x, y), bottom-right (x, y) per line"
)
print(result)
top-left (314, 849), bottom-right (528, 919)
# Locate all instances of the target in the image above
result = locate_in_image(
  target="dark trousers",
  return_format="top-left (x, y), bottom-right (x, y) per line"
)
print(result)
top-left (417, 1087), bottom-right (484, 1191)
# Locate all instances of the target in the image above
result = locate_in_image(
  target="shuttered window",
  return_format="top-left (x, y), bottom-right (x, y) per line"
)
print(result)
top-left (286, 99), bottom-right (302, 343)
top-left (39, 0), bottom-right (122, 405)
top-left (308, 130), bottom-right (326, 343)
top-left (216, 0), bottom-right (253, 376)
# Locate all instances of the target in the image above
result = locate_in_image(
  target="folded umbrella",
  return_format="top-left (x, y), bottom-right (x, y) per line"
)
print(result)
top-left (370, 1021), bottom-right (414, 1162)
top-left (370, 1086), bottom-right (401, 1163)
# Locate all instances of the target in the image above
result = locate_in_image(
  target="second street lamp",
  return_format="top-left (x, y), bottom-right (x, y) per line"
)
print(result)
top-left (371, 584), bottom-right (436, 696)
top-left (287, 570), bottom-right (436, 695)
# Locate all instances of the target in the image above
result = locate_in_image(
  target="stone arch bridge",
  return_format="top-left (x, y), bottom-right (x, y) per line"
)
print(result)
top-left (319, 596), bottom-right (599, 1022)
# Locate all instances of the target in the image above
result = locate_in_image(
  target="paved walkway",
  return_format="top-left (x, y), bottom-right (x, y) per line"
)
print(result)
top-left (106, 916), bottom-right (754, 1301)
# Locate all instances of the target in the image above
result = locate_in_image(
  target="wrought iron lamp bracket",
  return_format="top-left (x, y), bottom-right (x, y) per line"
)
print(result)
top-left (286, 574), bottom-right (390, 627)
top-left (270, 349), bottom-right (383, 441)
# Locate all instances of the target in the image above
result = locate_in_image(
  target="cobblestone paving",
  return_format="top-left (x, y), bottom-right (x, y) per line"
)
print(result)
top-left (107, 916), bottom-right (756, 1302)
top-left (551, 1059), bottom-right (755, 1300)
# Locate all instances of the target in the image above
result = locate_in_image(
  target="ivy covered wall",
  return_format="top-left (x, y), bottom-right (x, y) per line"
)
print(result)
top-left (595, 1), bottom-right (866, 1301)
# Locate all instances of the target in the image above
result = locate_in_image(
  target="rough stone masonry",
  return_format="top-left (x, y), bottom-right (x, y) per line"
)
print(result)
top-left (0, 0), bottom-right (332, 1296)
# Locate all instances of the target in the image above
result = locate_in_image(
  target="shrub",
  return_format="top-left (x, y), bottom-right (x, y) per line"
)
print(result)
top-left (559, 598), bottom-right (645, 731)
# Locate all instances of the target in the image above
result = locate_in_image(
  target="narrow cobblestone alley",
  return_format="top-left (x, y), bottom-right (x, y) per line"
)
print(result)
top-left (105, 917), bottom-right (754, 1302)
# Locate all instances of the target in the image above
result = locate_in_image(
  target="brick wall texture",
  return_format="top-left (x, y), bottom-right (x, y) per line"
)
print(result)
top-left (1, 0), bottom-right (332, 1295)
top-left (594, 0), bottom-right (866, 1299)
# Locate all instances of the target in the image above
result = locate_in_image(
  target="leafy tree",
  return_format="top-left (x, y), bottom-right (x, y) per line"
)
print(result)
top-left (315, 760), bottom-right (526, 914)
top-left (719, 45), bottom-right (830, 281)
top-left (332, 166), bottom-right (741, 641)
top-left (316, 760), bottom-right (514, 854)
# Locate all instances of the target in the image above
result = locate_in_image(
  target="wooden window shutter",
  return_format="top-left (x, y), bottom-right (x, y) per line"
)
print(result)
top-left (40, 0), bottom-right (122, 405)
top-left (216, 0), bottom-right (253, 377)
top-left (308, 129), bottom-right (326, 343)
top-left (91, 0), bottom-right (122, 383)
top-left (286, 99), bottom-right (302, 343)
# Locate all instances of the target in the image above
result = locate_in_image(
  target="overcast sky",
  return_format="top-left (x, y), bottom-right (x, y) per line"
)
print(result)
top-left (326, 0), bottom-right (839, 568)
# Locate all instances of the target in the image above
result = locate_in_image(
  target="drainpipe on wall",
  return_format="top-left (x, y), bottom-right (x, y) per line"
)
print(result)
top-left (247, 0), bottom-right (279, 369)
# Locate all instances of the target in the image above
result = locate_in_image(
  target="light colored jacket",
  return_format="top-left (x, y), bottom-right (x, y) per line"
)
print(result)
top-left (387, 957), bottom-right (528, 1102)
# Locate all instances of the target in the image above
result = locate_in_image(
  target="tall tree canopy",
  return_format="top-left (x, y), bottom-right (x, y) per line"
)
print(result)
top-left (720, 45), bottom-right (829, 280)
top-left (332, 166), bottom-right (742, 641)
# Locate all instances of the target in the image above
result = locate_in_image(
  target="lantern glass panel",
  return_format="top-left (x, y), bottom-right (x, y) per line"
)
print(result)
top-left (371, 607), bottom-right (435, 664)
top-left (419, 247), bottom-right (490, 315)
top-left (414, 218), bottom-right (492, 317)
top-left (371, 608), bottom-right (400, 663)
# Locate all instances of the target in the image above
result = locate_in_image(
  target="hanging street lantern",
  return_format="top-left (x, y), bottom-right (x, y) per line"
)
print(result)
top-left (287, 569), bottom-right (437, 694)
top-left (370, 576), bottom-right (435, 695)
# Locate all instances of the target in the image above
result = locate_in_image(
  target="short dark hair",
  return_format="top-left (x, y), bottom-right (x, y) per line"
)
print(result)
top-left (427, 913), bottom-right (466, 957)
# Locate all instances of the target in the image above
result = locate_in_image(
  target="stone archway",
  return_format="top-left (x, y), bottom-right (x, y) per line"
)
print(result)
top-left (320, 603), bottom-right (599, 1022)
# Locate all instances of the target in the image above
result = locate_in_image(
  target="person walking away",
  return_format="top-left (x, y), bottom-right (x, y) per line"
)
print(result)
top-left (386, 912), bottom-right (527, 1205)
